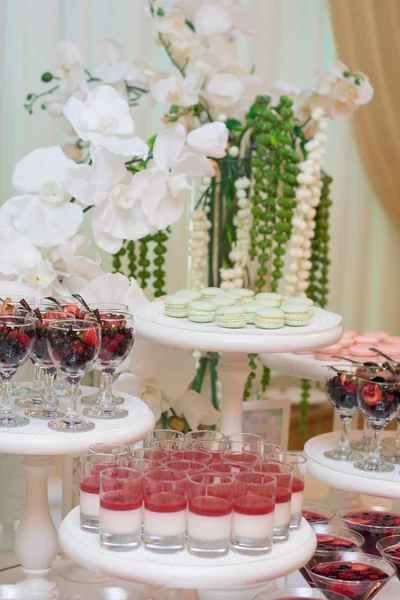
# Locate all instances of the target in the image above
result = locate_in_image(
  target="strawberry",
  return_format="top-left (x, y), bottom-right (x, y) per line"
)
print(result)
top-left (362, 384), bottom-right (382, 406)
top-left (19, 333), bottom-right (31, 347)
top-left (1, 299), bottom-right (14, 315)
top-left (82, 326), bottom-right (100, 347)
top-left (70, 340), bottom-right (84, 355)
top-left (107, 339), bottom-right (119, 352)
top-left (8, 330), bottom-right (20, 342)
top-left (62, 304), bottom-right (80, 318)
top-left (115, 332), bottom-right (125, 343)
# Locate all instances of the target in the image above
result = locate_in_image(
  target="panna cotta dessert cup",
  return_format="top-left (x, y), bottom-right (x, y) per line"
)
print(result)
top-left (143, 468), bottom-right (187, 553)
top-left (145, 429), bottom-right (185, 449)
top-left (100, 466), bottom-right (143, 551)
top-left (226, 433), bottom-right (265, 453)
top-left (88, 442), bottom-right (130, 460)
top-left (231, 471), bottom-right (276, 555)
top-left (272, 453), bottom-right (307, 531)
top-left (187, 472), bottom-right (233, 557)
top-left (221, 451), bottom-right (261, 468)
top-left (130, 447), bottom-right (170, 463)
top-left (171, 449), bottom-right (213, 465)
top-left (184, 430), bottom-right (227, 446)
top-left (190, 438), bottom-right (231, 458)
top-left (80, 453), bottom-right (118, 532)
top-left (164, 459), bottom-right (206, 476)
top-left (258, 460), bottom-right (293, 542)
top-left (208, 461), bottom-right (251, 476)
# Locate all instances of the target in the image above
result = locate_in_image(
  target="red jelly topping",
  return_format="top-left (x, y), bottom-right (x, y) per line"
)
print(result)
top-left (302, 509), bottom-right (327, 523)
top-left (80, 476), bottom-right (100, 495)
top-left (189, 496), bottom-right (231, 517)
top-left (292, 477), bottom-right (305, 493)
top-left (100, 490), bottom-right (142, 511)
top-left (311, 560), bottom-right (387, 582)
top-left (386, 543), bottom-right (400, 559)
top-left (233, 494), bottom-right (274, 516)
top-left (344, 510), bottom-right (400, 528)
top-left (145, 492), bottom-right (186, 513)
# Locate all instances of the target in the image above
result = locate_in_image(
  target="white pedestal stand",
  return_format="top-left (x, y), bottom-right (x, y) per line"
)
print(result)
top-left (135, 302), bottom-right (343, 435)
top-left (0, 387), bottom-right (154, 597)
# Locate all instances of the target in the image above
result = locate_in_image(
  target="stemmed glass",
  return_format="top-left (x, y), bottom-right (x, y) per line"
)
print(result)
top-left (382, 407), bottom-right (400, 464)
top-left (83, 311), bottom-right (134, 419)
top-left (46, 319), bottom-right (101, 432)
top-left (324, 366), bottom-right (362, 461)
top-left (355, 377), bottom-right (400, 472)
top-left (0, 315), bottom-right (36, 427)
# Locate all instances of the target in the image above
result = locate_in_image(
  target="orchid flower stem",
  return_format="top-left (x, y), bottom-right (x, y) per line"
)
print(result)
top-left (209, 354), bottom-right (218, 410)
top-left (24, 84), bottom-right (60, 114)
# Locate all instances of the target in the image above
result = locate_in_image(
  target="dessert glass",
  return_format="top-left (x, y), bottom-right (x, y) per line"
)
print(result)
top-left (187, 472), bottom-right (233, 557)
top-left (231, 471), bottom-right (276, 555)
top-left (171, 449), bottom-right (212, 465)
top-left (164, 459), bottom-right (206, 475)
top-left (208, 461), bottom-right (251, 475)
top-left (145, 429), bottom-right (185, 448)
top-left (305, 551), bottom-right (395, 600)
top-left (184, 430), bottom-right (228, 446)
top-left (79, 453), bottom-right (118, 532)
top-left (337, 508), bottom-right (400, 556)
top-left (100, 466), bottom-right (143, 550)
top-left (143, 468), bottom-right (187, 552)
top-left (226, 432), bottom-right (264, 453)
top-left (302, 501), bottom-right (335, 524)
top-left (324, 367), bottom-right (363, 461)
top-left (272, 452), bottom-right (306, 531)
top-left (190, 438), bottom-right (231, 457)
top-left (258, 460), bottom-right (293, 542)
top-left (0, 314), bottom-right (36, 428)
top-left (355, 377), bottom-right (400, 472)
top-left (83, 312), bottom-right (134, 420)
top-left (46, 319), bottom-right (101, 432)
top-left (221, 451), bottom-right (261, 468)
top-left (148, 438), bottom-right (184, 452)
top-left (254, 588), bottom-right (349, 600)
top-left (88, 443), bottom-right (130, 460)
top-left (376, 534), bottom-right (400, 580)
top-left (130, 448), bottom-right (169, 463)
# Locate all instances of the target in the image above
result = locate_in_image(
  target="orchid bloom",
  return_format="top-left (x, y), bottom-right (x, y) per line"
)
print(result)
top-left (155, 11), bottom-right (200, 56)
top-left (114, 340), bottom-right (197, 422)
top-left (94, 38), bottom-right (143, 85)
top-left (205, 72), bottom-right (246, 108)
top-left (79, 272), bottom-right (148, 314)
top-left (0, 226), bottom-right (41, 276)
top-left (153, 70), bottom-right (202, 110)
top-left (54, 41), bottom-right (87, 94)
top-left (174, 390), bottom-right (220, 430)
top-left (65, 146), bottom-right (155, 253)
top-left (63, 85), bottom-right (149, 157)
top-left (0, 147), bottom-right (83, 248)
top-left (131, 123), bottom-right (221, 231)
top-left (51, 235), bottom-right (103, 293)
top-left (266, 81), bottom-right (301, 107)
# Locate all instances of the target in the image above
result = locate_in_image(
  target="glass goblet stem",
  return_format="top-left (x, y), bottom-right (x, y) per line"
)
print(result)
top-left (368, 428), bottom-right (384, 467)
top-left (394, 412), bottom-right (400, 459)
top-left (101, 372), bottom-right (114, 411)
top-left (339, 416), bottom-right (352, 455)
top-left (43, 371), bottom-right (56, 410)
top-left (65, 381), bottom-right (80, 424)
top-left (0, 377), bottom-right (13, 419)
top-left (32, 363), bottom-right (41, 395)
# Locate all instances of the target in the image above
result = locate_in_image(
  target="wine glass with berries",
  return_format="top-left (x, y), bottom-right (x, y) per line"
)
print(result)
top-left (324, 366), bottom-right (363, 462)
top-left (46, 319), bottom-right (101, 432)
top-left (24, 306), bottom-right (76, 420)
top-left (355, 376), bottom-right (400, 472)
top-left (0, 314), bottom-right (36, 428)
top-left (83, 312), bottom-right (134, 420)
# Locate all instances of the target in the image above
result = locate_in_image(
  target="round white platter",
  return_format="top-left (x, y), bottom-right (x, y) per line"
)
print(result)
top-left (0, 386), bottom-right (155, 455)
top-left (261, 352), bottom-right (352, 382)
top-left (135, 302), bottom-right (343, 354)
top-left (59, 507), bottom-right (316, 589)
top-left (305, 431), bottom-right (400, 500)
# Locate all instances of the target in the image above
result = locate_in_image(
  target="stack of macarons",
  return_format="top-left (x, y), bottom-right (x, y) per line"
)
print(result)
top-left (162, 287), bottom-right (314, 330)
top-left (299, 328), bottom-right (400, 363)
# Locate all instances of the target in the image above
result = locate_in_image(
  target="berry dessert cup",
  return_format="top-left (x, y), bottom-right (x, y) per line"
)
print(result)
top-left (83, 312), bottom-right (134, 420)
top-left (324, 367), bottom-right (363, 462)
top-left (376, 534), bottom-right (400, 580)
top-left (355, 376), bottom-right (400, 472)
top-left (337, 508), bottom-right (400, 556)
top-left (187, 472), bottom-right (233, 557)
top-left (0, 314), bottom-right (36, 428)
top-left (254, 588), bottom-right (349, 600)
top-left (305, 552), bottom-right (395, 600)
top-left (302, 501), bottom-right (335, 525)
top-left (46, 319), bottom-right (101, 432)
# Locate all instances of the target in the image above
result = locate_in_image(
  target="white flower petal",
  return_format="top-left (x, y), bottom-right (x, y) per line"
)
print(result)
top-left (52, 235), bottom-right (103, 281)
top-left (141, 182), bottom-right (185, 230)
top-left (64, 164), bottom-right (93, 206)
top-left (23, 259), bottom-right (57, 290)
top-left (173, 153), bottom-right (215, 177)
top-left (205, 73), bottom-right (245, 107)
top-left (102, 199), bottom-right (155, 241)
top-left (0, 195), bottom-right (83, 248)
top-left (126, 278), bottom-right (149, 314)
top-left (153, 124), bottom-right (186, 172)
top-left (12, 147), bottom-right (76, 193)
top-left (174, 390), bottom-right (219, 430)
top-left (83, 85), bottom-right (133, 135)
top-left (91, 205), bottom-right (124, 253)
top-left (89, 133), bottom-right (149, 158)
top-left (194, 4), bottom-right (232, 36)
top-left (186, 122), bottom-right (228, 158)
top-left (54, 41), bottom-right (83, 70)
top-left (96, 37), bottom-right (124, 64)
top-left (80, 272), bottom-right (131, 305)
top-left (0, 226), bottom-right (41, 276)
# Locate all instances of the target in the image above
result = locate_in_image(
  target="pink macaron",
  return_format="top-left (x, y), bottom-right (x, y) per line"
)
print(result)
top-left (386, 336), bottom-right (400, 345)
top-left (314, 344), bottom-right (343, 361)
top-left (349, 345), bottom-right (378, 361)
top-left (339, 338), bottom-right (353, 349)
top-left (364, 330), bottom-right (389, 342)
top-left (353, 335), bottom-right (378, 345)
top-left (342, 329), bottom-right (358, 338)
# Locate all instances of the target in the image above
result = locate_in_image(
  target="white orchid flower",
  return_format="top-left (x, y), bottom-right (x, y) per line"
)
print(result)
top-left (94, 38), bottom-right (143, 85)
top-left (114, 339), bottom-right (197, 422)
top-left (156, 11), bottom-right (200, 56)
top-left (42, 94), bottom-right (64, 117)
top-left (174, 390), bottom-right (220, 430)
top-left (186, 122), bottom-right (228, 158)
top-left (153, 70), bottom-right (202, 110)
top-left (79, 272), bottom-right (148, 315)
top-left (54, 41), bottom-right (87, 94)
top-left (133, 123), bottom-right (216, 231)
top-left (205, 72), bottom-right (245, 107)
top-left (311, 60), bottom-right (348, 96)
top-left (52, 234), bottom-right (103, 287)
top-left (194, 3), bottom-right (232, 37)
top-left (65, 146), bottom-right (155, 253)
top-left (23, 259), bottom-right (57, 291)
top-left (63, 85), bottom-right (149, 157)
top-left (332, 74), bottom-right (374, 109)
top-left (0, 147), bottom-right (83, 248)
top-left (0, 227), bottom-right (41, 276)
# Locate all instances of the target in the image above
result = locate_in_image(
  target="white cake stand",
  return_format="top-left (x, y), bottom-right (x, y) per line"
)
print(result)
top-left (260, 352), bottom-right (345, 382)
top-left (0, 386), bottom-right (154, 597)
top-left (304, 431), bottom-right (400, 500)
top-left (135, 302), bottom-right (343, 434)
top-left (59, 507), bottom-right (316, 589)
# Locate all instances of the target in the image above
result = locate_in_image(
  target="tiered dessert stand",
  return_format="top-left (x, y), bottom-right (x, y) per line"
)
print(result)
top-left (58, 301), bottom-right (344, 597)
top-left (0, 386), bottom-right (154, 598)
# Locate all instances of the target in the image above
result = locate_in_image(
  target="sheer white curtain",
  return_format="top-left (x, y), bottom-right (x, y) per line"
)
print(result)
top-left (1, 0), bottom-right (399, 333)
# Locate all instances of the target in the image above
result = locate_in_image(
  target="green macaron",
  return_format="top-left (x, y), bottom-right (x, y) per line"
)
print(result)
top-left (163, 295), bottom-right (189, 318)
top-left (243, 301), bottom-right (265, 324)
top-left (200, 287), bottom-right (223, 301)
top-left (283, 303), bottom-right (310, 327)
top-left (210, 295), bottom-right (236, 308)
top-left (188, 300), bottom-right (216, 323)
top-left (231, 289), bottom-right (255, 303)
top-left (216, 305), bottom-right (246, 328)
top-left (255, 308), bottom-right (284, 329)
top-left (256, 298), bottom-right (282, 309)
top-left (255, 292), bottom-right (283, 303)
top-left (175, 289), bottom-right (202, 301)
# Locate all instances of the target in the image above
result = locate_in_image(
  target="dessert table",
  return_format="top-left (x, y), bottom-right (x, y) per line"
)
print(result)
top-left (0, 386), bottom-right (154, 598)
top-left (135, 301), bottom-right (343, 434)
top-left (59, 507), bottom-right (316, 590)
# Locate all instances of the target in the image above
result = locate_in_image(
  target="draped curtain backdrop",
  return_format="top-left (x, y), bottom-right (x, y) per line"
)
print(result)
top-left (330, 0), bottom-right (400, 232)
top-left (1, 0), bottom-right (400, 333)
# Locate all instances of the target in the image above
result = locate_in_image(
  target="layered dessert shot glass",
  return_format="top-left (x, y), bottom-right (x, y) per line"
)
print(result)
top-left (187, 473), bottom-right (233, 557)
top-left (100, 466), bottom-right (143, 551)
top-left (88, 442), bottom-right (130, 460)
top-left (259, 460), bottom-right (293, 542)
top-left (143, 468), bottom-right (187, 552)
top-left (145, 429), bottom-right (185, 449)
top-left (164, 459), bottom-right (206, 476)
top-left (190, 438), bottom-right (231, 458)
top-left (231, 471), bottom-right (276, 555)
top-left (130, 447), bottom-right (169, 463)
top-left (208, 461), bottom-right (251, 476)
top-left (221, 451), bottom-right (261, 468)
top-left (302, 501), bottom-right (335, 525)
top-left (79, 453), bottom-right (118, 532)
top-left (337, 508), bottom-right (400, 556)
top-left (226, 433), bottom-right (265, 453)
top-left (148, 438), bottom-right (184, 452)
top-left (171, 449), bottom-right (213, 465)
top-left (184, 430), bottom-right (228, 447)
top-left (273, 453), bottom-right (306, 531)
